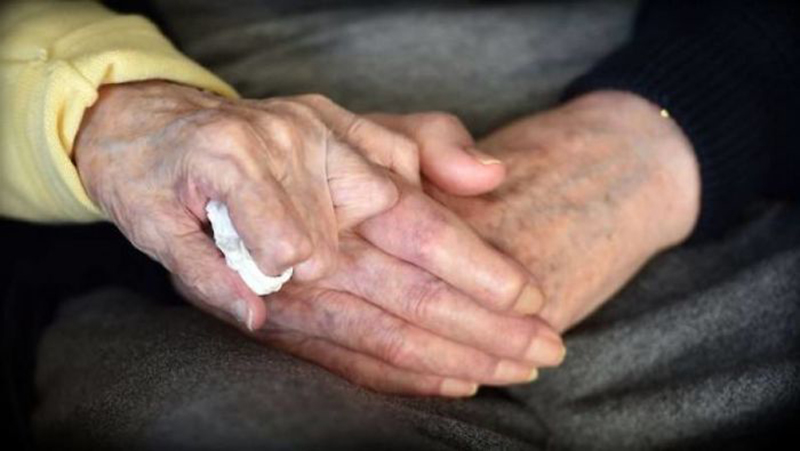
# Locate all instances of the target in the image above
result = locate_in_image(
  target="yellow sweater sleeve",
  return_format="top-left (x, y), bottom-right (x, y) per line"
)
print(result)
top-left (0, 1), bottom-right (238, 222)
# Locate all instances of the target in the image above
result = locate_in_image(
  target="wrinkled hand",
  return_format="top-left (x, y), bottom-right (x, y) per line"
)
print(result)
top-left (75, 81), bottom-right (426, 329)
top-left (174, 112), bottom-right (563, 396)
top-left (431, 92), bottom-right (702, 331)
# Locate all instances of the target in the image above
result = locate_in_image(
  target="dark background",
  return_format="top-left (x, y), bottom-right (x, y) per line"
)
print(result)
top-left (0, 220), bottom-right (174, 448)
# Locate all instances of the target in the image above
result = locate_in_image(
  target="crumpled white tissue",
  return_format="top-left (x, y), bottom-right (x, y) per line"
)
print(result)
top-left (205, 200), bottom-right (293, 295)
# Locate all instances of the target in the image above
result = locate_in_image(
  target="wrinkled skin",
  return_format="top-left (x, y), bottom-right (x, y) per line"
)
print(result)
top-left (179, 92), bottom-right (699, 396)
top-left (174, 113), bottom-right (567, 397)
top-left (78, 80), bottom-right (699, 396)
top-left (76, 81), bottom-right (560, 397)
top-left (178, 196), bottom-right (567, 396)
top-left (75, 81), bottom-right (418, 329)
top-left (432, 91), bottom-right (701, 332)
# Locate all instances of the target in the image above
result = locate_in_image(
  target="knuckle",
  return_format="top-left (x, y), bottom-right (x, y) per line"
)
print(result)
top-left (403, 278), bottom-right (445, 323)
top-left (200, 114), bottom-right (252, 148)
top-left (295, 93), bottom-right (332, 108)
top-left (277, 101), bottom-right (329, 138)
top-left (193, 117), bottom-right (260, 178)
top-left (377, 321), bottom-right (414, 367)
top-left (272, 233), bottom-right (313, 268)
top-left (261, 115), bottom-right (300, 150)
top-left (281, 99), bottom-right (319, 121)
top-left (493, 270), bottom-right (527, 310)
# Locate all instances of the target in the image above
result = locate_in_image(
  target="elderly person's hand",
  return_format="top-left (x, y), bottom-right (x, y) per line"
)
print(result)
top-left (74, 81), bottom-right (433, 330)
top-left (428, 91), bottom-right (701, 331)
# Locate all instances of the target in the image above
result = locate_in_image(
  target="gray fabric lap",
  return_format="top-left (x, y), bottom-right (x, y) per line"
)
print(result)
top-left (34, 289), bottom-right (451, 450)
top-left (33, 1), bottom-right (799, 449)
top-left (34, 205), bottom-right (800, 450)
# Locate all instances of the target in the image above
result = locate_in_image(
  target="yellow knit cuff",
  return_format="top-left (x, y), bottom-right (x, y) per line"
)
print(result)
top-left (1, 2), bottom-right (237, 222)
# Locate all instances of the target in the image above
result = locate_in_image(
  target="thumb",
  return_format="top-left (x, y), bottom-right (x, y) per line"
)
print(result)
top-left (366, 112), bottom-right (506, 196)
top-left (327, 140), bottom-right (400, 229)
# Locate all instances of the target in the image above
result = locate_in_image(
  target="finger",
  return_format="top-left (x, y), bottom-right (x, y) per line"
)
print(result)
top-left (216, 173), bottom-right (315, 277)
top-left (193, 126), bottom-right (315, 277)
top-left (366, 112), bottom-right (506, 195)
top-left (327, 140), bottom-right (400, 229)
top-left (172, 274), bottom-right (253, 329)
top-left (330, 238), bottom-right (565, 367)
top-left (231, 105), bottom-right (341, 281)
top-left (358, 182), bottom-right (544, 315)
top-left (163, 228), bottom-right (268, 331)
top-left (294, 94), bottom-right (421, 185)
top-left (265, 287), bottom-right (538, 385)
top-left (261, 330), bottom-right (479, 397)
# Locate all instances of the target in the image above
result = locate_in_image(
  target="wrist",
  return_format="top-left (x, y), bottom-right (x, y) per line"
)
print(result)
top-left (567, 91), bottom-right (701, 248)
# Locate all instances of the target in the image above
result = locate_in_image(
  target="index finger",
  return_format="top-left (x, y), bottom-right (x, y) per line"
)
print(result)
top-left (357, 180), bottom-right (543, 314)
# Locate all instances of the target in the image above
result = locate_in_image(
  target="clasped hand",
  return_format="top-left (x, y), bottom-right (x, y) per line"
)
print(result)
top-left (75, 81), bottom-right (565, 397)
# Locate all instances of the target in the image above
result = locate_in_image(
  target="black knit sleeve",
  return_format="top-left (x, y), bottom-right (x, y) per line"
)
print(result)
top-left (564, 0), bottom-right (800, 239)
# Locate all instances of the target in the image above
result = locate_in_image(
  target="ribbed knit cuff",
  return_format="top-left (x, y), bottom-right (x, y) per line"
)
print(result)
top-left (563, 19), bottom-right (780, 240)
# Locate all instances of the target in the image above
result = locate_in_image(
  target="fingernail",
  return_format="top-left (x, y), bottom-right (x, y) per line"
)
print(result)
top-left (440, 379), bottom-right (479, 397)
top-left (465, 147), bottom-right (503, 166)
top-left (528, 368), bottom-right (539, 382)
top-left (231, 299), bottom-right (253, 331)
top-left (494, 360), bottom-right (536, 383)
top-left (513, 284), bottom-right (544, 315)
top-left (525, 330), bottom-right (567, 366)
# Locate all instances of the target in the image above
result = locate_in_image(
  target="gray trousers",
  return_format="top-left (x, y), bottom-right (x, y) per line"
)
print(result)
top-left (33, 2), bottom-right (800, 449)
